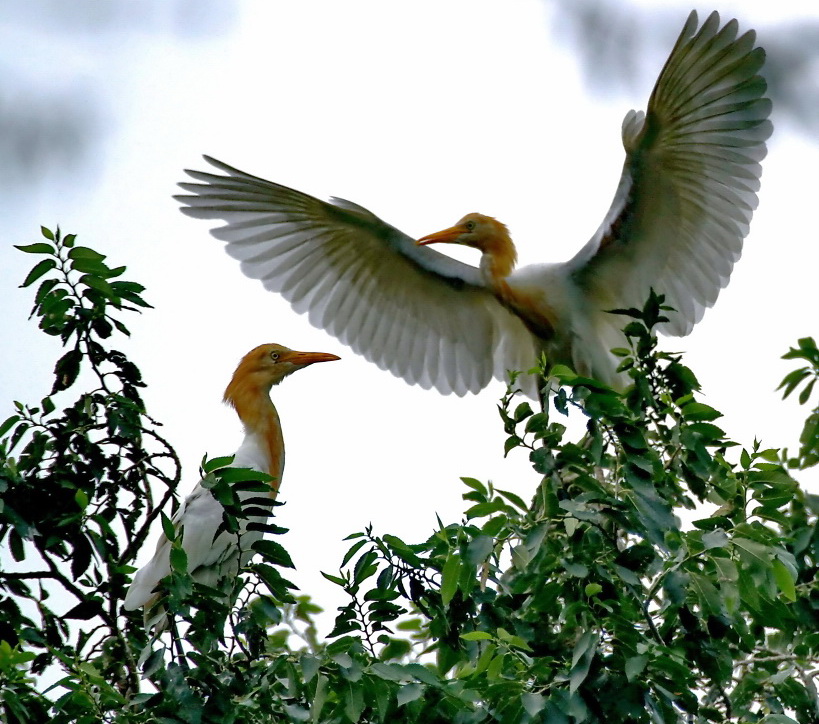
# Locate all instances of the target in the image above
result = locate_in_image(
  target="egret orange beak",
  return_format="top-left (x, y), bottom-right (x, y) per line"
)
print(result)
top-left (284, 351), bottom-right (341, 366)
top-left (417, 225), bottom-right (465, 246)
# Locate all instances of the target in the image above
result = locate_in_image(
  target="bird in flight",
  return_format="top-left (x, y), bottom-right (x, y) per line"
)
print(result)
top-left (124, 344), bottom-right (339, 627)
top-left (176, 10), bottom-right (771, 396)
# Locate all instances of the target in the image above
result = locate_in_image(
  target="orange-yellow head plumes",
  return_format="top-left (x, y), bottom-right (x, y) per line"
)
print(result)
top-left (223, 343), bottom-right (340, 484)
top-left (224, 343), bottom-right (340, 412)
top-left (417, 213), bottom-right (518, 281)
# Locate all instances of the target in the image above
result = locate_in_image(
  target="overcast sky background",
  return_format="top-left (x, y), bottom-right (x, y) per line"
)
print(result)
top-left (2, 0), bottom-right (817, 633)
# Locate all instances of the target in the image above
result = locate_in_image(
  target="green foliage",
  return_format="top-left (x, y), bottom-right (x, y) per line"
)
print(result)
top-left (779, 337), bottom-right (819, 470)
top-left (1, 228), bottom-right (164, 714)
top-left (1, 239), bottom-right (817, 723)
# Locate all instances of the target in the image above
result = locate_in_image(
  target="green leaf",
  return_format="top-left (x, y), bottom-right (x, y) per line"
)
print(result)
top-left (521, 692), bottom-right (546, 717)
top-left (481, 515), bottom-right (508, 537)
top-left (440, 551), bottom-right (461, 607)
top-left (496, 630), bottom-right (531, 650)
top-left (341, 539), bottom-right (368, 567)
top-left (461, 477), bottom-right (488, 497)
top-left (321, 572), bottom-right (346, 587)
top-left (504, 435), bottom-right (523, 455)
top-left (689, 572), bottom-right (723, 615)
top-left (692, 516), bottom-right (732, 531)
top-left (15, 242), bottom-right (55, 255)
top-left (160, 512), bottom-right (177, 541)
top-left (0, 414), bottom-right (20, 439)
top-left (310, 673), bottom-right (327, 723)
top-left (72, 258), bottom-right (111, 276)
top-left (52, 348), bottom-right (82, 393)
top-left (798, 378), bottom-right (815, 405)
top-left (201, 454), bottom-right (236, 472)
top-left (465, 535), bottom-right (493, 566)
top-left (80, 274), bottom-right (117, 300)
top-left (486, 653), bottom-right (505, 680)
top-left (701, 529), bottom-right (729, 549)
top-left (681, 402), bottom-right (722, 421)
top-left (465, 500), bottom-right (506, 519)
top-left (343, 683), bottom-right (364, 722)
top-left (40, 226), bottom-right (55, 240)
top-left (403, 663), bottom-right (440, 686)
top-left (625, 655), bottom-right (648, 682)
top-left (584, 583), bottom-right (603, 597)
top-left (370, 662), bottom-right (407, 682)
top-left (217, 467), bottom-right (273, 485)
top-left (169, 545), bottom-right (188, 573)
top-left (733, 537), bottom-right (771, 569)
top-left (68, 246), bottom-right (106, 262)
top-left (460, 631), bottom-right (493, 641)
top-left (778, 368), bottom-right (809, 398)
top-left (253, 539), bottom-right (295, 568)
top-left (74, 489), bottom-right (89, 510)
top-left (352, 550), bottom-right (378, 584)
top-left (569, 631), bottom-right (598, 693)
top-left (111, 280), bottom-right (146, 294)
top-left (396, 683), bottom-right (422, 707)
top-left (514, 401), bottom-right (533, 422)
top-left (524, 411), bottom-right (550, 435)
top-left (254, 564), bottom-right (297, 601)
top-left (771, 558), bottom-right (796, 601)
top-left (714, 557), bottom-right (739, 583)
top-left (20, 258), bottom-right (57, 288)
top-left (497, 488), bottom-right (527, 511)
top-left (9, 530), bottom-right (25, 562)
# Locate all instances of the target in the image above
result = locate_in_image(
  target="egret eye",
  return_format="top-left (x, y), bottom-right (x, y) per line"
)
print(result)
top-left (465, 220), bottom-right (476, 231)
top-left (270, 351), bottom-right (280, 361)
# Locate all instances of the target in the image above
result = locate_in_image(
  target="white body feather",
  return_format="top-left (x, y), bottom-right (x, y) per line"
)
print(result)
top-left (123, 432), bottom-right (275, 612)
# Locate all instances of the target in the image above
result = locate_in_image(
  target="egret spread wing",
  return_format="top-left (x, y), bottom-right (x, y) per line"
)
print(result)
top-left (176, 157), bottom-right (535, 395)
top-left (570, 10), bottom-right (772, 336)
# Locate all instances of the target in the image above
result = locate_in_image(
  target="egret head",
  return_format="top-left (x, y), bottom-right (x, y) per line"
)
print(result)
top-left (417, 213), bottom-right (517, 278)
top-left (224, 344), bottom-right (340, 406)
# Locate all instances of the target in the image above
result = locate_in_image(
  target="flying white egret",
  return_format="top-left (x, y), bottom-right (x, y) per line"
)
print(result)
top-left (177, 11), bottom-right (771, 394)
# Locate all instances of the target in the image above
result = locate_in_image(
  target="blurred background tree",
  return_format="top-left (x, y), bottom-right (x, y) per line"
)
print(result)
top-left (1, 0), bottom-right (816, 202)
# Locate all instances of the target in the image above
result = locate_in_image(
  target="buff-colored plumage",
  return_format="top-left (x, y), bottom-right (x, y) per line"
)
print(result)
top-left (123, 344), bottom-right (338, 626)
top-left (176, 11), bottom-right (771, 394)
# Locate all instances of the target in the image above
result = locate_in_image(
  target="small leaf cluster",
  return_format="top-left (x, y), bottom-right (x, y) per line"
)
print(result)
top-left (779, 337), bottom-right (819, 470)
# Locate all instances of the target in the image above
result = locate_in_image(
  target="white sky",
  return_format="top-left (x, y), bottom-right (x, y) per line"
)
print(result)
top-left (2, 0), bottom-right (817, 635)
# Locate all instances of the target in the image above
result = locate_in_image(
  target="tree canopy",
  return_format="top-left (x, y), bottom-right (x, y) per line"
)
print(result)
top-left (1, 228), bottom-right (817, 723)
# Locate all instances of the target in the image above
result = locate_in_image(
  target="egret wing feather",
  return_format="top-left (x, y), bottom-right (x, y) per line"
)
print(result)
top-left (176, 157), bottom-right (535, 395)
top-left (570, 10), bottom-right (772, 337)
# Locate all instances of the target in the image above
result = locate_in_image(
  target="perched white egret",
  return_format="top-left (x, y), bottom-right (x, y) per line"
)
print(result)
top-left (124, 344), bottom-right (339, 626)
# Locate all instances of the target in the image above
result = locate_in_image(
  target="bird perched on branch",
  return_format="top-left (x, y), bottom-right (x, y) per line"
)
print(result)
top-left (123, 343), bottom-right (339, 626)
top-left (176, 10), bottom-right (771, 395)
